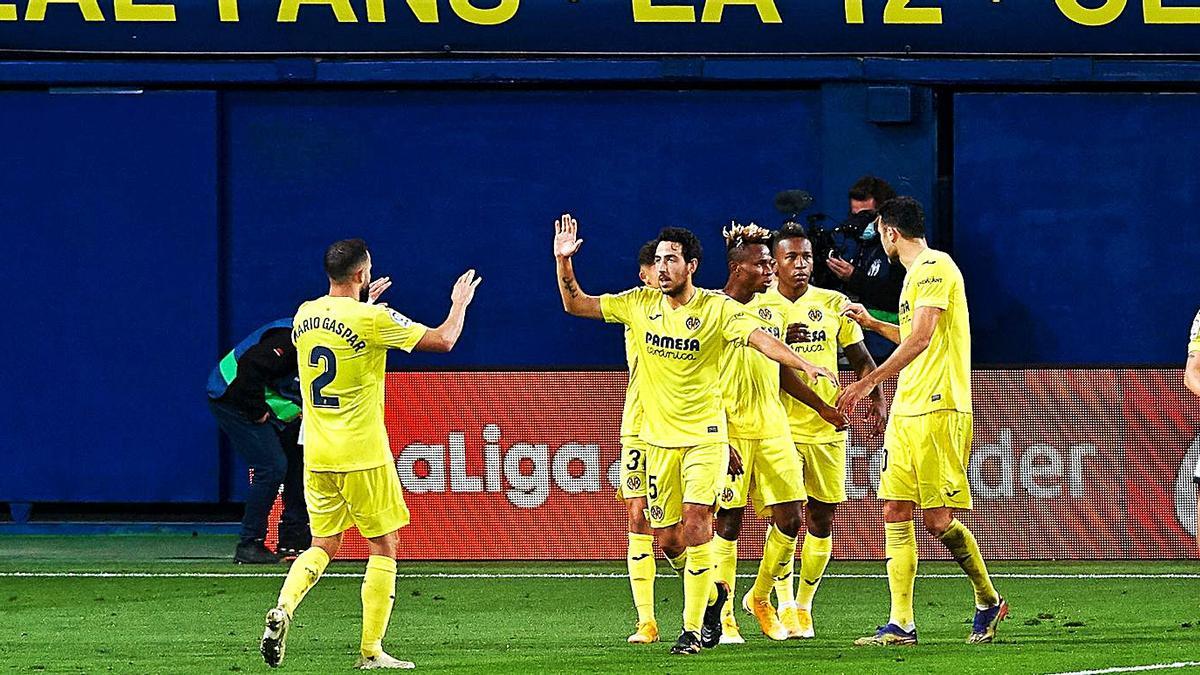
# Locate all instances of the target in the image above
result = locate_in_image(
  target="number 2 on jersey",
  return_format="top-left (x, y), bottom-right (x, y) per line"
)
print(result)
top-left (309, 346), bottom-right (340, 408)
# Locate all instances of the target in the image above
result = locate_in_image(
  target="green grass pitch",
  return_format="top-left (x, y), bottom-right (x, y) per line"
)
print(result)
top-left (1, 535), bottom-right (1198, 674)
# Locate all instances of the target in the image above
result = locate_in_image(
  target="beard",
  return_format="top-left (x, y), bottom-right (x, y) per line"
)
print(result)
top-left (359, 283), bottom-right (371, 303)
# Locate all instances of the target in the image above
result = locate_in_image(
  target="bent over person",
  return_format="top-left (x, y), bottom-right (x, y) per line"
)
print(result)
top-left (260, 239), bottom-right (481, 670)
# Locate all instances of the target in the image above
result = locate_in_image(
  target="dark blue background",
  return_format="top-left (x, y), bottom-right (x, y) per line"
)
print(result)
top-left (0, 78), bottom-right (1193, 505)
top-left (955, 93), bottom-right (1200, 364)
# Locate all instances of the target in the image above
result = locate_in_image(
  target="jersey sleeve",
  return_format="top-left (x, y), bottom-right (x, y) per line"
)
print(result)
top-left (374, 306), bottom-right (429, 353)
top-left (1190, 309), bottom-right (1200, 355)
top-left (721, 298), bottom-right (767, 343)
top-left (910, 257), bottom-right (955, 311)
top-left (833, 293), bottom-right (866, 346)
top-left (600, 287), bottom-right (644, 325)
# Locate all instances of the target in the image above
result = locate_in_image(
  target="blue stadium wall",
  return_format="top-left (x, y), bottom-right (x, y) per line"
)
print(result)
top-left (2, 44), bottom-right (1199, 503)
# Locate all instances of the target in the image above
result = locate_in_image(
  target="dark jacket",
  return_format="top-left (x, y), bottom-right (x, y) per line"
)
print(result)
top-left (843, 239), bottom-right (904, 314)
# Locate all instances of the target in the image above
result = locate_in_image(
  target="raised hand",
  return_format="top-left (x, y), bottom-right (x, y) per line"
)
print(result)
top-left (553, 213), bottom-right (584, 259)
top-left (451, 269), bottom-right (483, 306)
top-left (366, 276), bottom-right (392, 305)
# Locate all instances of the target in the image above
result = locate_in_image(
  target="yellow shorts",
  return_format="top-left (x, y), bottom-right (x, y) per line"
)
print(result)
top-left (795, 439), bottom-right (848, 504)
top-left (305, 463), bottom-right (410, 539)
top-left (720, 435), bottom-right (806, 513)
top-left (878, 411), bottom-right (973, 510)
top-left (645, 443), bottom-right (728, 529)
top-left (619, 435), bottom-right (649, 500)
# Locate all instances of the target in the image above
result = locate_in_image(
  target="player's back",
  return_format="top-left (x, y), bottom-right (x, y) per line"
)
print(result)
top-left (894, 248), bottom-right (971, 416)
top-left (293, 296), bottom-right (427, 472)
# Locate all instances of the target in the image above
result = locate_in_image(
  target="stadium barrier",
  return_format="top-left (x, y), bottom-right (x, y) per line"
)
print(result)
top-left (266, 369), bottom-right (1200, 560)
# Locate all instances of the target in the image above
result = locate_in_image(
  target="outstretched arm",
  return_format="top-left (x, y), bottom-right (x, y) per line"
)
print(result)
top-left (414, 270), bottom-right (482, 353)
top-left (780, 365), bottom-right (848, 431)
top-left (554, 213), bottom-right (603, 320)
top-left (747, 329), bottom-right (836, 384)
top-left (844, 341), bottom-right (887, 436)
top-left (843, 302), bottom-right (901, 345)
top-left (837, 306), bottom-right (941, 413)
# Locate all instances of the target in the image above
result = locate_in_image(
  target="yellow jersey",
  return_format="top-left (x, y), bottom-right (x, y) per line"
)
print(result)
top-left (720, 292), bottom-right (792, 440)
top-left (600, 287), bottom-right (765, 448)
top-left (292, 296), bottom-right (429, 472)
top-left (1190, 309), bottom-right (1200, 355)
top-left (894, 248), bottom-right (972, 417)
top-left (768, 285), bottom-right (864, 443)
top-left (619, 326), bottom-right (644, 438)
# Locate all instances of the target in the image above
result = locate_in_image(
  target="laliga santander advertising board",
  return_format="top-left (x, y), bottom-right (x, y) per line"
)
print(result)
top-left (267, 369), bottom-right (1200, 560)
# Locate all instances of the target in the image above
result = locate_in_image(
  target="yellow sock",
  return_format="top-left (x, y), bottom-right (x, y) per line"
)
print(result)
top-left (682, 541), bottom-right (713, 633)
top-left (769, 526), bottom-right (796, 608)
top-left (796, 532), bottom-right (832, 610)
top-left (712, 534), bottom-right (738, 619)
top-left (884, 521), bottom-right (917, 630)
top-left (627, 533), bottom-right (656, 624)
top-left (666, 549), bottom-right (688, 577)
top-left (939, 519), bottom-right (999, 609)
top-left (360, 555), bottom-right (397, 658)
top-left (276, 547), bottom-right (330, 617)
top-left (752, 525), bottom-right (796, 600)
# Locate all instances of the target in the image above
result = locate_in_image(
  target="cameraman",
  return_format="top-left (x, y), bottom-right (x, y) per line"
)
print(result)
top-left (824, 176), bottom-right (904, 360)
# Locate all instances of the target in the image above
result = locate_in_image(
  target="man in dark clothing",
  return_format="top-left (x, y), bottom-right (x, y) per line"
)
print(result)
top-left (825, 176), bottom-right (904, 361)
top-left (207, 320), bottom-right (310, 564)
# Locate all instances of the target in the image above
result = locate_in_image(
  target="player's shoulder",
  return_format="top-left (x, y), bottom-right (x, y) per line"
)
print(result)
top-left (1190, 307), bottom-right (1200, 341)
top-left (612, 285), bottom-right (656, 304)
top-left (377, 305), bottom-right (418, 330)
top-left (807, 284), bottom-right (850, 309)
top-left (921, 248), bottom-right (960, 271)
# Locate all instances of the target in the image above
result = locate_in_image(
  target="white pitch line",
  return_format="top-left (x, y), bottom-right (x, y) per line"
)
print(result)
top-left (1047, 661), bottom-right (1200, 675)
top-left (1, 571), bottom-right (1198, 580)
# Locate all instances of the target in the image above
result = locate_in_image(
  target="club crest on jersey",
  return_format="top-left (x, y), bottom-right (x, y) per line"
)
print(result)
top-left (722, 487), bottom-right (735, 503)
top-left (626, 475), bottom-right (642, 491)
top-left (685, 316), bottom-right (701, 331)
top-left (649, 506), bottom-right (665, 522)
top-left (808, 308), bottom-right (823, 322)
top-left (758, 307), bottom-right (773, 320)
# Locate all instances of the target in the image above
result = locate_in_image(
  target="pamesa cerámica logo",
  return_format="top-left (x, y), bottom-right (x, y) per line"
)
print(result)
top-left (1174, 433), bottom-right (1200, 536)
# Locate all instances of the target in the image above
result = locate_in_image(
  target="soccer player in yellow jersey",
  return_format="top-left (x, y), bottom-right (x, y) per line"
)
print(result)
top-left (708, 223), bottom-right (847, 644)
top-left (260, 238), bottom-right (482, 670)
top-left (553, 214), bottom-right (834, 655)
top-left (837, 198), bottom-right (1006, 646)
top-left (1186, 308), bottom-right (1200, 552)
top-left (622, 240), bottom-right (661, 645)
top-left (765, 223), bottom-right (887, 640)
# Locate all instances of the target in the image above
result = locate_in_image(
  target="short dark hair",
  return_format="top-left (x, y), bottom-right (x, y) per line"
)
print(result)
top-left (324, 238), bottom-right (370, 281)
top-left (656, 227), bottom-right (703, 266)
top-left (877, 196), bottom-right (925, 239)
top-left (772, 222), bottom-right (808, 252)
top-left (849, 175), bottom-right (897, 204)
top-left (637, 240), bottom-right (657, 267)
